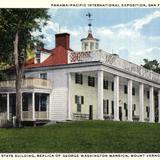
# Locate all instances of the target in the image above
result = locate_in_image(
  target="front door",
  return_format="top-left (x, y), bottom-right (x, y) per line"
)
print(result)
top-left (119, 106), bottom-right (122, 121)
top-left (89, 105), bottom-right (93, 120)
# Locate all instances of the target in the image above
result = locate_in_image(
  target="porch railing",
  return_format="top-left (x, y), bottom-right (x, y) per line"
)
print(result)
top-left (0, 78), bottom-right (52, 90)
top-left (104, 114), bottom-right (114, 120)
top-left (22, 111), bottom-right (48, 121)
top-left (35, 111), bottom-right (48, 120)
top-left (73, 113), bottom-right (89, 120)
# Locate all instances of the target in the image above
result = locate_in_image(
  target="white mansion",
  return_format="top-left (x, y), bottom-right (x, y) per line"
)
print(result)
top-left (0, 30), bottom-right (160, 125)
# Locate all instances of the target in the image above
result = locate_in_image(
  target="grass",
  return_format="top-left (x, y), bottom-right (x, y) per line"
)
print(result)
top-left (0, 120), bottom-right (160, 153)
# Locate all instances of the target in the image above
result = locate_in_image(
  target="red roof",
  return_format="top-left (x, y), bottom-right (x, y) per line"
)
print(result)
top-left (25, 46), bottom-right (72, 69)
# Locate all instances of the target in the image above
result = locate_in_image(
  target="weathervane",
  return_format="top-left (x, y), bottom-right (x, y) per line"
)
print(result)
top-left (86, 12), bottom-right (93, 33)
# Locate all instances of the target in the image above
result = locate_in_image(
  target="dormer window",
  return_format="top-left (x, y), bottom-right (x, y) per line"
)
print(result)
top-left (36, 50), bottom-right (41, 63)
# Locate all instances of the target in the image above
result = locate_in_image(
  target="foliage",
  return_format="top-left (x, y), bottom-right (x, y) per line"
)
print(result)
top-left (142, 59), bottom-right (160, 74)
top-left (27, 46), bottom-right (35, 60)
top-left (0, 121), bottom-right (160, 153)
top-left (0, 9), bottom-right (49, 65)
top-left (0, 71), bottom-right (7, 81)
top-left (0, 9), bottom-right (50, 127)
top-left (0, 62), bottom-right (10, 80)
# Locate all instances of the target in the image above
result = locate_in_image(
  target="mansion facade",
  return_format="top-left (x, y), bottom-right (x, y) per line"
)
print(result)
top-left (0, 32), bottom-right (160, 126)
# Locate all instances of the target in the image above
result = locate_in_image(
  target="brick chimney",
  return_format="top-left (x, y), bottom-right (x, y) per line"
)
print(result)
top-left (55, 33), bottom-right (70, 50)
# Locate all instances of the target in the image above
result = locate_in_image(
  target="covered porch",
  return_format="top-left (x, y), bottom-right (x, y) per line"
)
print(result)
top-left (0, 78), bottom-right (52, 124)
top-left (0, 92), bottom-right (50, 122)
top-left (68, 69), bottom-right (160, 123)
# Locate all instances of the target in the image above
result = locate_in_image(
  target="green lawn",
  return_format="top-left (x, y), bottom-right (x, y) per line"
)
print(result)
top-left (0, 120), bottom-right (160, 153)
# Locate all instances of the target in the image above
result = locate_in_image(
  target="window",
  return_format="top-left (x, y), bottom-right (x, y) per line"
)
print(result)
top-left (75, 73), bottom-right (83, 85)
top-left (35, 94), bottom-right (48, 111)
top-left (132, 87), bottom-right (135, 96)
top-left (103, 99), bottom-right (109, 114)
top-left (111, 101), bottom-right (114, 115)
top-left (84, 43), bottom-right (88, 51)
top-left (75, 95), bottom-right (84, 112)
top-left (147, 91), bottom-right (150, 99)
top-left (88, 76), bottom-right (95, 87)
top-left (90, 42), bottom-right (94, 50)
top-left (36, 51), bottom-right (41, 63)
top-left (0, 94), bottom-right (7, 112)
top-left (22, 93), bottom-right (29, 111)
top-left (77, 104), bottom-right (81, 112)
top-left (112, 82), bottom-right (114, 91)
top-left (35, 94), bottom-right (40, 111)
top-left (124, 85), bottom-right (128, 94)
top-left (41, 95), bottom-right (47, 111)
top-left (75, 95), bottom-right (84, 104)
top-left (103, 80), bottom-right (108, 89)
top-left (40, 73), bottom-right (47, 79)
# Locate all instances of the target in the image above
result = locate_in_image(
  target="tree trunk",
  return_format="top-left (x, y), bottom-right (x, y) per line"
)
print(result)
top-left (13, 32), bottom-right (22, 127)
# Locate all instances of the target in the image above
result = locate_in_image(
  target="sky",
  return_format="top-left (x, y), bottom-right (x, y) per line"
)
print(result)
top-left (33, 8), bottom-right (160, 65)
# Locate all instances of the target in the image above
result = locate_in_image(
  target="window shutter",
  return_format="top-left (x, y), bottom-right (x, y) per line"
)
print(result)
top-left (81, 96), bottom-right (84, 104)
top-left (80, 74), bottom-right (83, 84)
top-left (75, 95), bottom-right (78, 104)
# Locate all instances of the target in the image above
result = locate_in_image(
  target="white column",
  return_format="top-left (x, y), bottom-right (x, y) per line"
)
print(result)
top-left (32, 92), bottom-right (35, 121)
top-left (158, 90), bottom-right (160, 123)
top-left (67, 73), bottom-right (72, 120)
top-left (128, 80), bottom-right (133, 121)
top-left (139, 83), bottom-right (144, 122)
top-left (7, 93), bottom-right (10, 120)
top-left (149, 86), bottom-right (154, 122)
top-left (97, 70), bottom-right (104, 120)
top-left (114, 75), bottom-right (119, 121)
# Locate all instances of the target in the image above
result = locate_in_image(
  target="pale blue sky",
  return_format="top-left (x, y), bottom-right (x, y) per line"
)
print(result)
top-left (34, 8), bottom-right (160, 65)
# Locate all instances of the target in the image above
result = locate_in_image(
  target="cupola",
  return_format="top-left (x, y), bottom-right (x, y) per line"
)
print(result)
top-left (81, 12), bottom-right (99, 52)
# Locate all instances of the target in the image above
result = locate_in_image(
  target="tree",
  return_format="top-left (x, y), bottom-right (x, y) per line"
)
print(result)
top-left (142, 59), bottom-right (160, 74)
top-left (0, 9), bottom-right (49, 127)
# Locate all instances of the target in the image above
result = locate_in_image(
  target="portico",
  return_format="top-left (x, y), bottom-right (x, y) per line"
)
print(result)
top-left (67, 58), bottom-right (160, 123)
